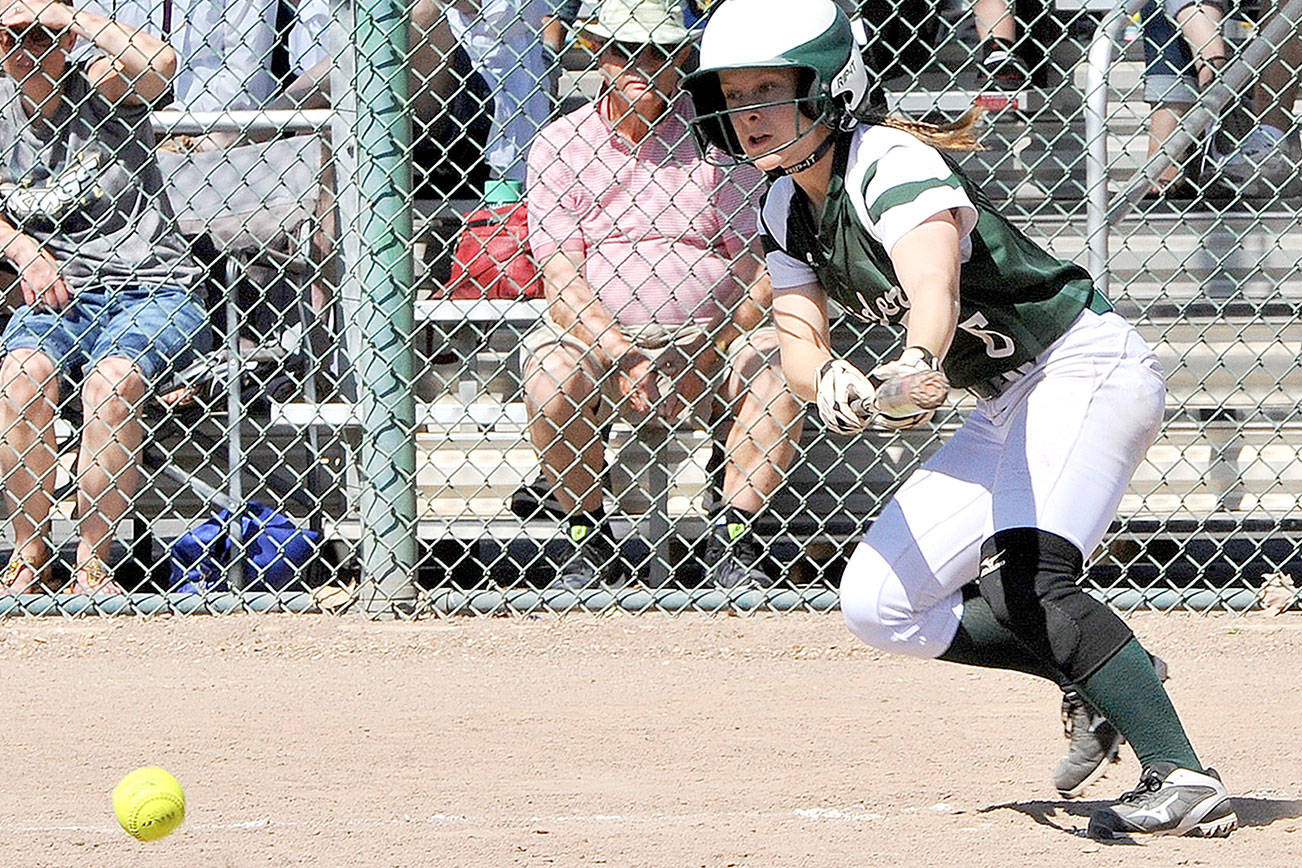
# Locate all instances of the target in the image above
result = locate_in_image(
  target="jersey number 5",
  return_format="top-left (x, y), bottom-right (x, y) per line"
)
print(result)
top-left (958, 312), bottom-right (1016, 359)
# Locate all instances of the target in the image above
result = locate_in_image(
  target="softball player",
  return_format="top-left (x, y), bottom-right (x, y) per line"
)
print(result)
top-left (683, 0), bottom-right (1236, 839)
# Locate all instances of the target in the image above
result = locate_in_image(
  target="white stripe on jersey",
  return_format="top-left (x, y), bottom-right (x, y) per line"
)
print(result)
top-left (856, 126), bottom-right (977, 257)
top-left (762, 125), bottom-right (979, 293)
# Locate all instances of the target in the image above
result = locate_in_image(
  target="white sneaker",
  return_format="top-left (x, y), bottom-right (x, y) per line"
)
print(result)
top-left (1210, 124), bottom-right (1301, 199)
top-left (1089, 763), bottom-right (1238, 839)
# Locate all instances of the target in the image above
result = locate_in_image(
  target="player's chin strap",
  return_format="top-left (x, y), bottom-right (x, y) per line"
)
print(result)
top-left (769, 130), bottom-right (836, 177)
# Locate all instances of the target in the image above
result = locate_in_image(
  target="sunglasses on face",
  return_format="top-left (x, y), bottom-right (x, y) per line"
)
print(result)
top-left (579, 34), bottom-right (676, 69)
top-left (0, 25), bottom-right (59, 53)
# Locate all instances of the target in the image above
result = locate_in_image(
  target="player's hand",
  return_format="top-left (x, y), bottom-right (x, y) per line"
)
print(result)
top-left (4, 233), bottom-right (70, 311)
top-left (617, 350), bottom-right (660, 417)
top-left (815, 358), bottom-right (876, 435)
top-left (870, 346), bottom-right (938, 383)
top-left (870, 346), bottom-right (939, 430)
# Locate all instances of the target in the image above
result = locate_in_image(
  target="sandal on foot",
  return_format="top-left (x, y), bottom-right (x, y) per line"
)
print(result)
top-left (2, 554), bottom-right (50, 595)
top-left (71, 557), bottom-right (125, 595)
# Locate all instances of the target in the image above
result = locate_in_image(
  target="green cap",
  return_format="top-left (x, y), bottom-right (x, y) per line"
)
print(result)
top-left (483, 179), bottom-right (524, 205)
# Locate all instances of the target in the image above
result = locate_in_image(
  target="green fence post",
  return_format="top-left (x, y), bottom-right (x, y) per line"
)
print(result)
top-left (351, 0), bottom-right (418, 615)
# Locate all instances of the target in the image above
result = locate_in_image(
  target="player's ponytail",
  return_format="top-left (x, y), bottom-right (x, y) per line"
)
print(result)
top-left (859, 106), bottom-right (986, 152)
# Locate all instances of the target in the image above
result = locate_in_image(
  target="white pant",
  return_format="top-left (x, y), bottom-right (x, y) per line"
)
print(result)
top-left (841, 310), bottom-right (1166, 658)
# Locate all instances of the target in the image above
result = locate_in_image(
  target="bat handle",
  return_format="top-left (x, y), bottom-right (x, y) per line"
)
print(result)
top-left (874, 370), bottom-right (950, 417)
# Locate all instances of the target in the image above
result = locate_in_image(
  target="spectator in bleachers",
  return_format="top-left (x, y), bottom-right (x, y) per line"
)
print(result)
top-left (971, 0), bottom-right (1028, 89)
top-left (1139, 0), bottom-right (1240, 197)
top-left (269, 0), bottom-right (550, 193)
top-left (523, 0), bottom-right (804, 589)
top-left (1205, 0), bottom-right (1300, 198)
top-left (78, 0), bottom-right (329, 133)
top-left (0, 0), bottom-right (209, 593)
top-left (445, 0), bottom-right (552, 183)
top-left (543, 0), bottom-right (582, 100)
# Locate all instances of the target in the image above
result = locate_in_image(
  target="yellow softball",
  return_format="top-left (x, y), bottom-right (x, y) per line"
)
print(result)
top-left (112, 766), bottom-right (186, 841)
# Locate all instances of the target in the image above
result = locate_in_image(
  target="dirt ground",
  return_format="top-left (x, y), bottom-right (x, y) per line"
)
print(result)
top-left (0, 611), bottom-right (1299, 868)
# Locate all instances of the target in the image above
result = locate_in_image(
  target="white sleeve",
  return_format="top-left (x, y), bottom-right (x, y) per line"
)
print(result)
top-left (759, 182), bottom-right (818, 290)
top-left (288, 0), bottom-right (332, 75)
top-left (766, 248), bottom-right (817, 290)
top-left (191, 0), bottom-right (278, 110)
top-left (855, 136), bottom-right (978, 257)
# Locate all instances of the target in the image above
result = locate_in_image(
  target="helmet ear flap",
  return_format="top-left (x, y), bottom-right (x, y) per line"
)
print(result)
top-left (826, 42), bottom-right (870, 125)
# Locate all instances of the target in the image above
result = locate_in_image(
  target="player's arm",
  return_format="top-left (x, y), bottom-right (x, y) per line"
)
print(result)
top-left (889, 210), bottom-right (962, 361)
top-left (708, 237), bottom-right (770, 355)
top-left (864, 209), bottom-right (963, 429)
top-left (771, 281), bottom-right (834, 402)
top-left (774, 281), bottom-right (879, 435)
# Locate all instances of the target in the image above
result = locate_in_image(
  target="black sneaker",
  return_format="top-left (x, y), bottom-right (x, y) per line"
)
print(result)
top-left (509, 473), bottom-right (565, 521)
top-left (702, 518), bottom-right (771, 589)
top-left (979, 41), bottom-right (1029, 91)
top-left (1088, 763), bottom-right (1238, 839)
top-left (1054, 690), bottom-right (1123, 798)
top-left (551, 523), bottom-right (630, 591)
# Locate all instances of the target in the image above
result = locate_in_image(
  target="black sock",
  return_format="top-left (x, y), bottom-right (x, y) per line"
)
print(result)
top-left (936, 585), bottom-right (1069, 686)
top-left (1078, 638), bottom-right (1201, 771)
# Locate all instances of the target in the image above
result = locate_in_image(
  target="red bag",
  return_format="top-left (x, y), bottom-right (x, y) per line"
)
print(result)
top-left (444, 202), bottom-right (543, 300)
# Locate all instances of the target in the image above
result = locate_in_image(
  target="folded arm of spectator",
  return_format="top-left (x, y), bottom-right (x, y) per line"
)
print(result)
top-left (39, 3), bottom-right (177, 104)
top-left (540, 249), bottom-right (660, 415)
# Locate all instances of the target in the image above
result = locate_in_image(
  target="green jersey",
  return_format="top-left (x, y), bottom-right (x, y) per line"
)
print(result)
top-left (759, 125), bottom-right (1110, 388)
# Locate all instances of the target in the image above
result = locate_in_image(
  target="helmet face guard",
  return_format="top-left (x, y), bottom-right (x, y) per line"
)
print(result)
top-left (685, 74), bottom-right (831, 167)
top-left (687, 87), bottom-right (828, 167)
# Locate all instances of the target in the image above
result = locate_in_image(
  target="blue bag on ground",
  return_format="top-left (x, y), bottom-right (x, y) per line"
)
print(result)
top-left (170, 502), bottom-right (319, 591)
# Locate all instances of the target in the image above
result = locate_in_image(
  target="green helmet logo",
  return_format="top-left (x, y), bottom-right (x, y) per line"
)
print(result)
top-left (682, 0), bottom-right (868, 165)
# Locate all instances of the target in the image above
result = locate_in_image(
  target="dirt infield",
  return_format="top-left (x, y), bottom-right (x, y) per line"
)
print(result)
top-left (0, 611), bottom-right (1299, 867)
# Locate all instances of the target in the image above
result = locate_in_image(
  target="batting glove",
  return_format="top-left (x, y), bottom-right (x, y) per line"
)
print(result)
top-left (869, 346), bottom-right (939, 383)
top-left (871, 346), bottom-right (940, 430)
top-left (815, 358), bottom-right (876, 435)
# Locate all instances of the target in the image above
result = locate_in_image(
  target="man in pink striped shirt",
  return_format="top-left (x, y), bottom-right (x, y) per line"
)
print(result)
top-left (522, 0), bottom-right (804, 591)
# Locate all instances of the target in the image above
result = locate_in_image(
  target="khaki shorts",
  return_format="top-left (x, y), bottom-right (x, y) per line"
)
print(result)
top-left (520, 319), bottom-right (784, 429)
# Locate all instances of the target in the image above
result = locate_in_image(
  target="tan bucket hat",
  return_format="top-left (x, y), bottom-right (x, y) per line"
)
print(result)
top-left (582, 0), bottom-right (693, 47)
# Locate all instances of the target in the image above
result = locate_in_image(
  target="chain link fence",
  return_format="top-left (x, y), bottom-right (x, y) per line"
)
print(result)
top-left (0, 0), bottom-right (1297, 616)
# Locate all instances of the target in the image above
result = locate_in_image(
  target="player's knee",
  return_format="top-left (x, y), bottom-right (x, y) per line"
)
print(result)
top-left (840, 543), bottom-right (935, 656)
top-left (977, 527), bottom-right (1132, 683)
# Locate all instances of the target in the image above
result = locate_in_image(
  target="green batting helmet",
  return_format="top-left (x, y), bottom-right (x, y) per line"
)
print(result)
top-left (682, 0), bottom-right (869, 164)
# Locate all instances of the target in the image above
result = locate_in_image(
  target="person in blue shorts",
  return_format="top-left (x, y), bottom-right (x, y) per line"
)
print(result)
top-left (0, 0), bottom-right (208, 594)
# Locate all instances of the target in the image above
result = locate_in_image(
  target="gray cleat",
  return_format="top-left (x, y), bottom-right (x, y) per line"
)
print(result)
top-left (1208, 126), bottom-right (1302, 199)
top-left (702, 519), bottom-right (772, 589)
top-left (550, 523), bottom-right (630, 591)
top-left (1054, 655), bottom-right (1168, 798)
top-left (1088, 763), bottom-right (1238, 839)
top-left (1054, 690), bottom-right (1124, 798)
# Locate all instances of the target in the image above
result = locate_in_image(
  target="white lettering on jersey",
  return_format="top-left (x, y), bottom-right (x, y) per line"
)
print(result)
top-left (855, 286), bottom-right (911, 326)
top-left (958, 312), bottom-right (1017, 359)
